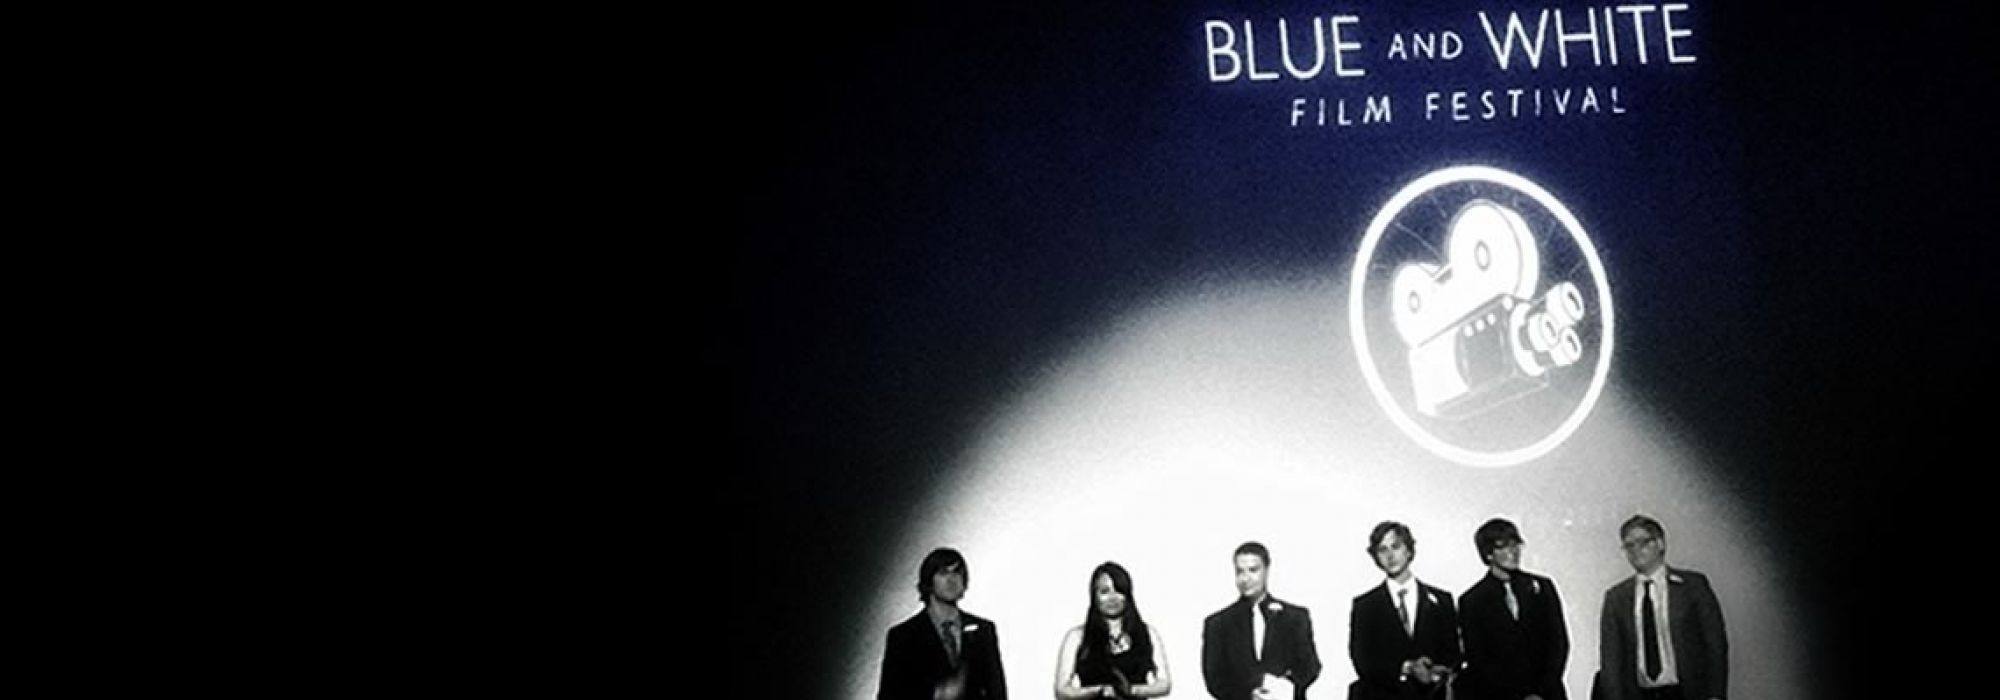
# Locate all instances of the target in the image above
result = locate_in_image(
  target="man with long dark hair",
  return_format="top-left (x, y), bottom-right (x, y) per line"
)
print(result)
top-left (879, 547), bottom-right (1008, 700)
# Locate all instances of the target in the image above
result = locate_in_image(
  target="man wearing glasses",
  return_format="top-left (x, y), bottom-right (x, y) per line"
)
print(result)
top-left (1595, 516), bottom-right (1728, 700)
top-left (1459, 518), bottom-right (1570, 700)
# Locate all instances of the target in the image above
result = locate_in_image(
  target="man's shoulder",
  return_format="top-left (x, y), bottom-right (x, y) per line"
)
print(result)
top-left (1461, 575), bottom-right (1500, 600)
top-left (1667, 567), bottom-right (1710, 584)
top-left (961, 611), bottom-right (996, 629)
top-left (1352, 582), bottom-right (1387, 604)
top-left (1519, 570), bottom-right (1560, 594)
top-left (1266, 595), bottom-right (1311, 617)
top-left (887, 610), bottom-right (928, 638)
top-left (1204, 600), bottom-right (1240, 626)
top-left (1666, 568), bottom-right (1716, 593)
top-left (1418, 582), bottom-right (1456, 607)
top-left (1606, 572), bottom-right (1667, 605)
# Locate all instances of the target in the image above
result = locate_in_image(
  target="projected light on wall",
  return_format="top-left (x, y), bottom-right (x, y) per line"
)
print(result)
top-left (847, 275), bottom-right (1800, 700)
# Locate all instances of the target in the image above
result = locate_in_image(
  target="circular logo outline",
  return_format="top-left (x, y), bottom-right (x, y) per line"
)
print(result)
top-left (1348, 165), bottom-right (1615, 467)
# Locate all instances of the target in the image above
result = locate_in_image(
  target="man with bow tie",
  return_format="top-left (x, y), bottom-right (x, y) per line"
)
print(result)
top-left (1202, 542), bottom-right (1322, 700)
top-left (879, 547), bottom-right (1008, 700)
top-left (1459, 518), bottom-right (1571, 700)
top-left (1348, 522), bottom-right (1461, 700)
top-left (1594, 516), bottom-right (1727, 700)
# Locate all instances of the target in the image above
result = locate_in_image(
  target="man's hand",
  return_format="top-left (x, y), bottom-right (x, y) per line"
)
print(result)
top-left (1408, 656), bottom-right (1438, 684)
top-left (933, 674), bottom-right (965, 700)
top-left (1410, 665), bottom-right (1436, 685)
top-left (1257, 673), bottom-right (1295, 700)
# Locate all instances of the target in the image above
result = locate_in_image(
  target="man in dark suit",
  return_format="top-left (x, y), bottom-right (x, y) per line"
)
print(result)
top-left (879, 547), bottom-right (1008, 700)
top-left (1595, 516), bottom-right (1727, 700)
top-left (1459, 518), bottom-right (1570, 700)
top-left (1203, 541), bottom-right (1322, 700)
top-left (1349, 522), bottom-right (1461, 700)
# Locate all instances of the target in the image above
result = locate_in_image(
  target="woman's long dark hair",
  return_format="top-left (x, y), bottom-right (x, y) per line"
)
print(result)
top-left (1079, 561), bottom-right (1152, 669)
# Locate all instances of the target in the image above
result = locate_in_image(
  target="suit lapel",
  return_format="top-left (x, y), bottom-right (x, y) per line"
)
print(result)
top-left (1611, 578), bottom-right (1638, 642)
top-left (913, 612), bottom-right (951, 671)
top-left (1238, 598), bottom-right (1258, 665)
top-left (1413, 584), bottom-right (1434, 642)
top-left (1665, 569), bottom-right (1692, 637)
top-left (1369, 584), bottom-right (1406, 643)
top-left (956, 617), bottom-right (976, 668)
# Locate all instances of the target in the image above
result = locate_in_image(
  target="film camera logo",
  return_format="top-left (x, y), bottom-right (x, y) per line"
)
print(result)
top-left (1347, 166), bottom-right (1615, 467)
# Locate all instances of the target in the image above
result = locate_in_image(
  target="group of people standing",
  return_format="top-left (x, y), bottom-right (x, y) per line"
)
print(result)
top-left (878, 515), bottom-right (1728, 700)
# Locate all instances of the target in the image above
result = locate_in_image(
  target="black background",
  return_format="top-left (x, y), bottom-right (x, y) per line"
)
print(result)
top-left (715, 2), bottom-right (1975, 696)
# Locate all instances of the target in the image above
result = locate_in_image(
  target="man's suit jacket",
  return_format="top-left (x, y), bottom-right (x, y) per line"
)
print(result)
top-left (1202, 595), bottom-right (1323, 700)
top-left (1348, 581), bottom-right (1462, 700)
top-left (1596, 568), bottom-right (1726, 700)
top-left (1459, 571), bottom-right (1570, 700)
top-left (879, 609), bottom-right (1007, 700)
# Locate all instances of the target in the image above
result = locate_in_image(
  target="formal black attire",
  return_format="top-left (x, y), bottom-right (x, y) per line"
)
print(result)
top-left (879, 609), bottom-right (1008, 700)
top-left (1075, 630), bottom-right (1157, 697)
top-left (1459, 570), bottom-right (1569, 700)
top-left (1595, 569), bottom-right (1726, 700)
top-left (1202, 595), bottom-right (1322, 700)
top-left (1348, 581), bottom-right (1462, 700)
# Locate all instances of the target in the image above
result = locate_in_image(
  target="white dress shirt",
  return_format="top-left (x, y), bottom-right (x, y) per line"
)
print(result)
top-left (1632, 567), bottom-right (1681, 688)
top-left (1252, 595), bottom-right (1267, 660)
top-left (1387, 577), bottom-right (1420, 635)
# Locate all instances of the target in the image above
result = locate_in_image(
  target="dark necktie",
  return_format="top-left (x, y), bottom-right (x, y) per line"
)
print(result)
top-left (1642, 580), bottom-right (1661, 680)
top-left (943, 619), bottom-right (961, 668)
top-left (1397, 588), bottom-right (1413, 638)
top-left (1253, 603), bottom-right (1267, 661)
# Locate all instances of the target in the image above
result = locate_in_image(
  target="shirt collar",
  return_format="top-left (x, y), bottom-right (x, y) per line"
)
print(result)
top-left (1634, 565), bottom-right (1669, 586)
top-left (1246, 593), bottom-right (1271, 613)
top-left (927, 603), bottom-right (962, 630)
top-left (1387, 576), bottom-right (1419, 599)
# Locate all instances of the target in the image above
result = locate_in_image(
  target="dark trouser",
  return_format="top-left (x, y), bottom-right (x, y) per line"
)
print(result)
top-left (1637, 686), bottom-right (1684, 700)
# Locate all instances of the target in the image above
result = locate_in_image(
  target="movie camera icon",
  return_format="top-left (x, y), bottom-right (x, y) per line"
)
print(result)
top-left (1347, 165), bottom-right (1614, 467)
top-left (1390, 200), bottom-right (1589, 418)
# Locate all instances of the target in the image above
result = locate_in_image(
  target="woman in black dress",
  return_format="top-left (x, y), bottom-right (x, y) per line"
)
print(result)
top-left (1055, 561), bottom-right (1173, 698)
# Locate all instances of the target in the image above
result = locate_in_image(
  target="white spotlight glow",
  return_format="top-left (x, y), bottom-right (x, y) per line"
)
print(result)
top-left (849, 276), bottom-right (1794, 700)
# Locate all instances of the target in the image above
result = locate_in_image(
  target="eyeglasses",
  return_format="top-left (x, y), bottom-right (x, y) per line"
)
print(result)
top-left (1620, 536), bottom-right (1659, 551)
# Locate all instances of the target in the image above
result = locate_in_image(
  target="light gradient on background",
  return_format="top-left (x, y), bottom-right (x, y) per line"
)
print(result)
top-left (846, 274), bottom-right (1799, 700)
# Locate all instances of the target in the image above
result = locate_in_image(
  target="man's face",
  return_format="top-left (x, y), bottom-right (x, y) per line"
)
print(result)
top-left (1489, 538), bottom-right (1523, 572)
top-left (1620, 527), bottom-right (1666, 574)
top-left (1372, 530), bottom-right (1413, 578)
top-left (931, 563), bottom-right (967, 604)
top-left (1234, 553), bottom-right (1268, 600)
